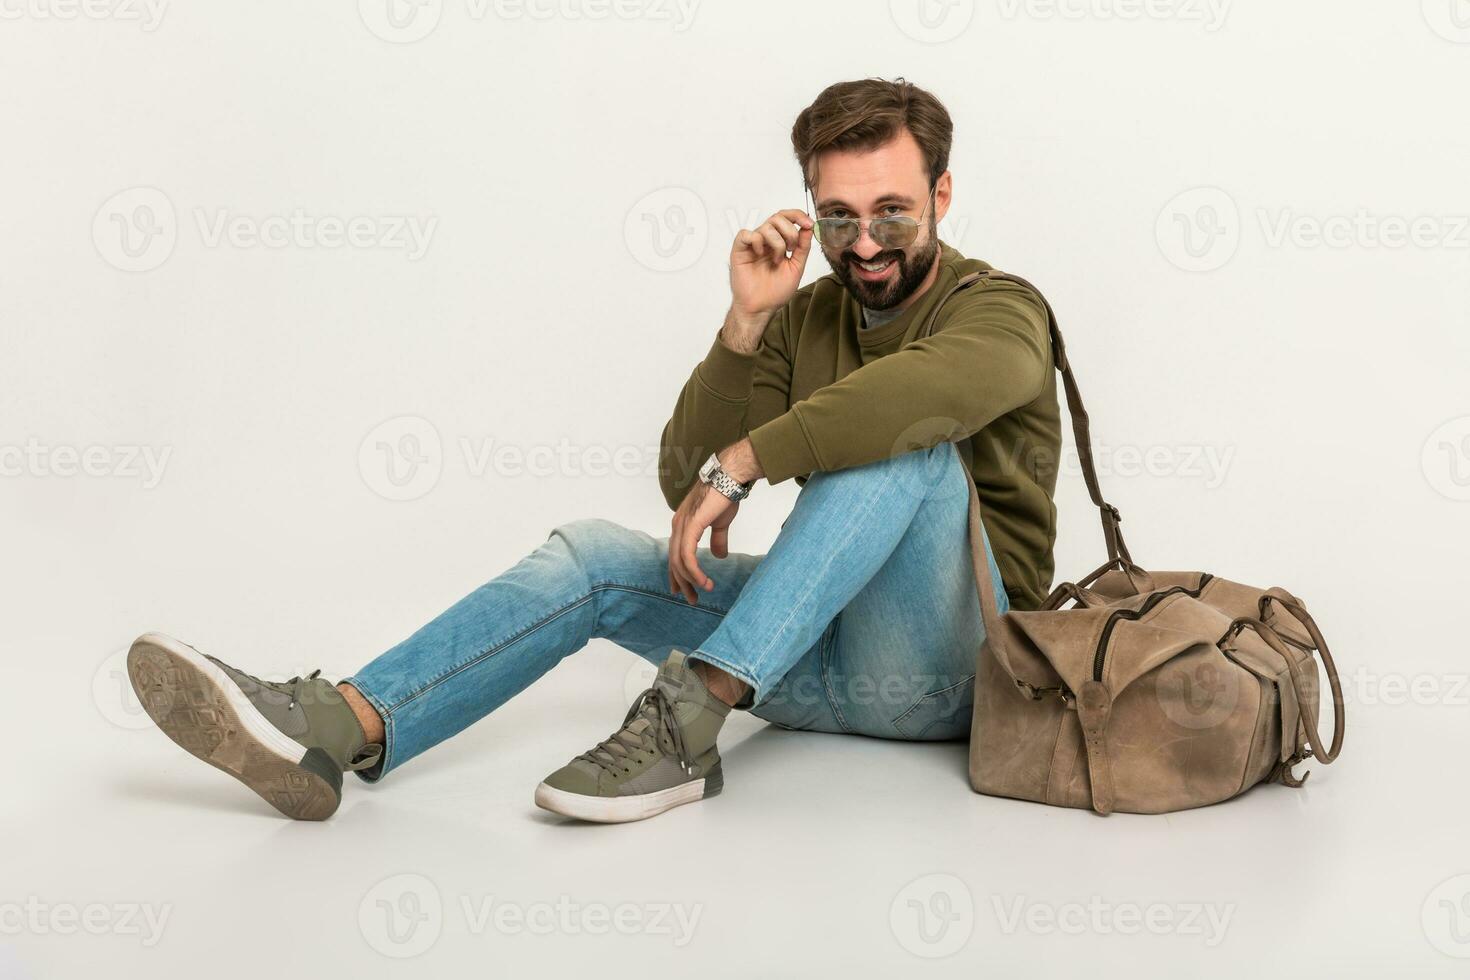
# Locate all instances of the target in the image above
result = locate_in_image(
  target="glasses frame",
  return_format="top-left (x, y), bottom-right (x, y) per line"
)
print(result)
top-left (805, 182), bottom-right (937, 251)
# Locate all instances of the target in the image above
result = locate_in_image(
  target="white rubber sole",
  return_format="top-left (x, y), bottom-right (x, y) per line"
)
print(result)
top-left (533, 778), bottom-right (708, 823)
top-left (127, 632), bottom-right (339, 820)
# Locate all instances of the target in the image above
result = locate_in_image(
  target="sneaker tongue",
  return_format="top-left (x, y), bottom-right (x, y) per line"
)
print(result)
top-left (654, 651), bottom-right (699, 701)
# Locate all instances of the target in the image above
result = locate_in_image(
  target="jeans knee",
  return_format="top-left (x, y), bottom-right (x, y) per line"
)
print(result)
top-left (806, 441), bottom-right (966, 500)
top-left (546, 518), bottom-right (644, 586)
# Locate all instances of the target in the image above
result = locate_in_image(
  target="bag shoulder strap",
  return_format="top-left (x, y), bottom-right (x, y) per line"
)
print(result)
top-left (919, 269), bottom-right (1131, 565)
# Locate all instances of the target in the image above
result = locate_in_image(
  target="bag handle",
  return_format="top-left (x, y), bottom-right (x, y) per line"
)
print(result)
top-left (1219, 615), bottom-right (1345, 768)
top-left (1254, 594), bottom-right (1345, 763)
top-left (920, 269), bottom-right (1132, 564)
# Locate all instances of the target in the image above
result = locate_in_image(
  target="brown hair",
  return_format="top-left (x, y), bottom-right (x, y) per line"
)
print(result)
top-left (791, 78), bottom-right (954, 192)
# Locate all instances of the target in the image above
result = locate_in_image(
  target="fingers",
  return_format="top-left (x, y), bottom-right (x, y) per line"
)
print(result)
top-left (775, 208), bottom-right (814, 230)
top-left (765, 211), bottom-right (811, 254)
top-left (667, 527), bottom-right (683, 596)
top-left (668, 512), bottom-right (698, 604)
top-left (790, 223), bottom-right (813, 264)
top-left (668, 505), bottom-right (705, 605)
top-left (680, 514), bottom-right (712, 595)
top-left (734, 212), bottom-right (815, 262)
top-left (759, 224), bottom-right (787, 257)
top-left (710, 523), bottom-right (729, 559)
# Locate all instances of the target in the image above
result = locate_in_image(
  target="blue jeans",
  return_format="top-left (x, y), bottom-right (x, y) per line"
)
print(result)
top-left (344, 442), bottom-right (1009, 780)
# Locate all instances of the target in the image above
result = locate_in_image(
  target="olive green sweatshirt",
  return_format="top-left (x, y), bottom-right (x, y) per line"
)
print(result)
top-left (659, 243), bottom-right (1062, 610)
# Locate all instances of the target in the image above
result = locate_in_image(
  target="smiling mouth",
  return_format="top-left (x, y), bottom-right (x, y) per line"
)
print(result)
top-left (851, 256), bottom-right (896, 279)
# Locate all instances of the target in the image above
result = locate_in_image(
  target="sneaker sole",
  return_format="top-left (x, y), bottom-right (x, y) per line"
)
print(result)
top-left (127, 632), bottom-right (342, 821)
top-left (532, 771), bottom-right (719, 824)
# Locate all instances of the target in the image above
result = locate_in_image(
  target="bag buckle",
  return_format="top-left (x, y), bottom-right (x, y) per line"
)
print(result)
top-left (1015, 678), bottom-right (1075, 706)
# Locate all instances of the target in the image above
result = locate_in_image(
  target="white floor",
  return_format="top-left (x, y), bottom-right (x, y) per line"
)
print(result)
top-left (4, 637), bottom-right (1465, 979)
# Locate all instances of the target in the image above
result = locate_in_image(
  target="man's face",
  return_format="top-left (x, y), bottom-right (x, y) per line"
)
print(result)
top-left (809, 129), bottom-right (951, 311)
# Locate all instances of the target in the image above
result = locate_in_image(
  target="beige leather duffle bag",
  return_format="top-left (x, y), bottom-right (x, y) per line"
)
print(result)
top-left (926, 272), bottom-right (1346, 815)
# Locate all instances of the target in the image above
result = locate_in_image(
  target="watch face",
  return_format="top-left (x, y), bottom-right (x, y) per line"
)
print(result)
top-left (699, 455), bottom-right (720, 481)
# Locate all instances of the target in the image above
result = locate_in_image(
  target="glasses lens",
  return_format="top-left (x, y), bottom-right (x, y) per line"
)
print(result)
top-left (815, 218), bottom-right (860, 249)
top-left (870, 216), bottom-right (919, 250)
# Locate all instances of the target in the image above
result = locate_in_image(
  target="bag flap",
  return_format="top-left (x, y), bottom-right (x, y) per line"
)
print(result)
top-left (1097, 594), bottom-right (1232, 690)
top-left (1009, 590), bottom-right (1236, 696)
top-left (1003, 606), bottom-right (1115, 693)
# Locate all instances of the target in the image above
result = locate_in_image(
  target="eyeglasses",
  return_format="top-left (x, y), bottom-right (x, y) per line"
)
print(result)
top-left (807, 185), bottom-right (936, 251)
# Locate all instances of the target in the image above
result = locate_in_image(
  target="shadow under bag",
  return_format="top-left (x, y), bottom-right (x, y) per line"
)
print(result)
top-left (921, 271), bottom-right (1346, 815)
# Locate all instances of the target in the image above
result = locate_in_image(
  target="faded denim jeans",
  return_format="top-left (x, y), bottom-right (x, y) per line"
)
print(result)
top-left (345, 441), bottom-right (1009, 779)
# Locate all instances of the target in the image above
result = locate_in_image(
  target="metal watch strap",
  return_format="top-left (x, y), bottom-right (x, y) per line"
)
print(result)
top-left (699, 454), bottom-right (750, 501)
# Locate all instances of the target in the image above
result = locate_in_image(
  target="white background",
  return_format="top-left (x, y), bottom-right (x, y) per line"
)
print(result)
top-left (2, 1), bottom-right (1468, 977)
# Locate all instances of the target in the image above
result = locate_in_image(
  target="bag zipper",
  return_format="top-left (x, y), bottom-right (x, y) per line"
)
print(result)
top-left (1091, 573), bottom-right (1214, 682)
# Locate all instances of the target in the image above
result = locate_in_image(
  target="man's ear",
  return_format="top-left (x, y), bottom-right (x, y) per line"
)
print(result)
top-left (934, 170), bottom-right (953, 224)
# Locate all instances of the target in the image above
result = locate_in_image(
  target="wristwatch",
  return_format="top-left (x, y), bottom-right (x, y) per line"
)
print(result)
top-left (698, 453), bottom-right (753, 502)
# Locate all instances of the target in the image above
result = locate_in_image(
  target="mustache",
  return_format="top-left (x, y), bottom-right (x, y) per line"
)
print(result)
top-left (840, 248), bottom-right (905, 268)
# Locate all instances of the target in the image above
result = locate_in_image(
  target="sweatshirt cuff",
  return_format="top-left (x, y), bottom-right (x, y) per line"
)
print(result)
top-left (748, 408), bottom-right (822, 485)
top-left (696, 336), bottom-right (757, 401)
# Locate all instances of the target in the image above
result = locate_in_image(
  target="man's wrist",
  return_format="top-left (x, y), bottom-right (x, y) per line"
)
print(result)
top-left (718, 307), bottom-right (772, 355)
top-left (717, 438), bottom-right (764, 486)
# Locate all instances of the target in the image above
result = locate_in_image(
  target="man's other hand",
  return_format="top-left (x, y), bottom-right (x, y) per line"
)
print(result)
top-left (668, 480), bottom-right (740, 605)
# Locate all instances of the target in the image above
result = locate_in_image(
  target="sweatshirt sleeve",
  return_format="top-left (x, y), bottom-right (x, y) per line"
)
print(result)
top-left (746, 280), bottom-right (1049, 484)
top-left (658, 310), bottom-right (794, 509)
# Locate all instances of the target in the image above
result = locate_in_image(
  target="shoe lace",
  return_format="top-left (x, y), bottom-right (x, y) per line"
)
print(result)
top-left (260, 669), bottom-right (323, 711)
top-left (576, 686), bottom-right (692, 776)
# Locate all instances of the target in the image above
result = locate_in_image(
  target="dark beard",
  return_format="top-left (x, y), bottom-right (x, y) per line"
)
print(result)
top-left (824, 228), bottom-right (941, 311)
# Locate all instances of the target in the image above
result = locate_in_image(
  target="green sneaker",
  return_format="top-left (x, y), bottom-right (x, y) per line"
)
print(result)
top-left (127, 632), bottom-right (382, 821)
top-left (535, 651), bottom-right (729, 823)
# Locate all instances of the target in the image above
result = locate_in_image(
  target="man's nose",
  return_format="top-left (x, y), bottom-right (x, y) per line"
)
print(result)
top-left (850, 226), bottom-right (883, 259)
